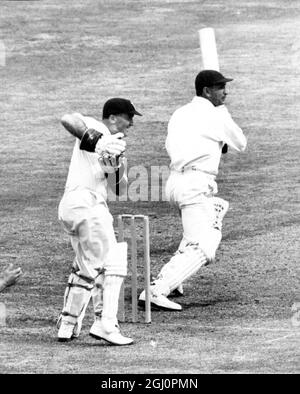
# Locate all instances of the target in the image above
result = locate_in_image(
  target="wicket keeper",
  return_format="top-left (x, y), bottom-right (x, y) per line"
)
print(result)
top-left (57, 98), bottom-right (142, 345)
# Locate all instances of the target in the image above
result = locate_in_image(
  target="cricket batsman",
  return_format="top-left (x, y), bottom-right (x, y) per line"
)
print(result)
top-left (57, 98), bottom-right (142, 345)
top-left (139, 70), bottom-right (247, 310)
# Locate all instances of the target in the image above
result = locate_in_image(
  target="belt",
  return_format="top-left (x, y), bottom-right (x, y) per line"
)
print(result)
top-left (173, 166), bottom-right (216, 177)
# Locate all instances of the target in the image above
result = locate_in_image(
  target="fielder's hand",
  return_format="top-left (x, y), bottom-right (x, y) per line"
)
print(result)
top-left (95, 133), bottom-right (126, 157)
top-left (0, 263), bottom-right (22, 292)
top-left (98, 153), bottom-right (125, 174)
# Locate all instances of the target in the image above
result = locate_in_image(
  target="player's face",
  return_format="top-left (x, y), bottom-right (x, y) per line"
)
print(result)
top-left (207, 83), bottom-right (228, 106)
top-left (110, 114), bottom-right (133, 136)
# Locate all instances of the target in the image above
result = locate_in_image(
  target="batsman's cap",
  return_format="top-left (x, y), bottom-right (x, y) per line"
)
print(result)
top-left (102, 98), bottom-right (142, 118)
top-left (195, 70), bottom-right (233, 94)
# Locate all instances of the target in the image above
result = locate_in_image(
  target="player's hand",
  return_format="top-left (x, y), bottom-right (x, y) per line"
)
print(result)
top-left (95, 133), bottom-right (126, 157)
top-left (98, 153), bottom-right (125, 174)
top-left (1, 263), bottom-right (22, 287)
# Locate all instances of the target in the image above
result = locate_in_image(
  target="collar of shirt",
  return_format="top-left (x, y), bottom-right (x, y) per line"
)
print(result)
top-left (191, 95), bottom-right (215, 109)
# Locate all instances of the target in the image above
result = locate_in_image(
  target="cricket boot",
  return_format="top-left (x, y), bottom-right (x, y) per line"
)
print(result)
top-left (89, 318), bottom-right (133, 346)
top-left (138, 280), bottom-right (182, 311)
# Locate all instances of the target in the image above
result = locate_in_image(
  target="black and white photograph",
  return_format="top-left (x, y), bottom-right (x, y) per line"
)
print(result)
top-left (0, 0), bottom-right (299, 377)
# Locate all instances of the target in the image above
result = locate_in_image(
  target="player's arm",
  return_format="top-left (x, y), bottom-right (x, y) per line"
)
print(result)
top-left (61, 113), bottom-right (87, 139)
top-left (61, 113), bottom-right (126, 156)
top-left (216, 105), bottom-right (247, 152)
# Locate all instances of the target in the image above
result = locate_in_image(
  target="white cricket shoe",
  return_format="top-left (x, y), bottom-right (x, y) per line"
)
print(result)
top-left (139, 290), bottom-right (182, 311)
top-left (57, 321), bottom-right (76, 342)
top-left (89, 320), bottom-right (133, 346)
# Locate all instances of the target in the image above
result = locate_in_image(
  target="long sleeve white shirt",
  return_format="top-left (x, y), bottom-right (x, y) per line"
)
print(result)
top-left (64, 114), bottom-right (110, 198)
top-left (165, 96), bottom-right (247, 176)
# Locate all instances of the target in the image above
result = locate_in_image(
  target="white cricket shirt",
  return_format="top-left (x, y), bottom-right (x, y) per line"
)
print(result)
top-left (165, 96), bottom-right (247, 176)
top-left (64, 114), bottom-right (110, 198)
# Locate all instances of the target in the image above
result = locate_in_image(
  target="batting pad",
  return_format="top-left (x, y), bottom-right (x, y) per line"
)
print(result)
top-left (60, 272), bottom-right (93, 326)
top-left (181, 202), bottom-right (222, 261)
top-left (104, 242), bottom-right (128, 277)
top-left (92, 273), bottom-right (105, 318)
top-left (158, 244), bottom-right (207, 295)
top-left (102, 275), bottom-right (124, 325)
top-left (212, 197), bottom-right (229, 231)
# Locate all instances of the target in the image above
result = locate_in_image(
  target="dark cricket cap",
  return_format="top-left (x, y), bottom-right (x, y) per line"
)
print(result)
top-left (102, 98), bottom-right (142, 118)
top-left (195, 70), bottom-right (233, 94)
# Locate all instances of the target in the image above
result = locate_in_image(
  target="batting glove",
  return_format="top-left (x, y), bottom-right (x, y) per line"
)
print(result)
top-left (80, 129), bottom-right (126, 156)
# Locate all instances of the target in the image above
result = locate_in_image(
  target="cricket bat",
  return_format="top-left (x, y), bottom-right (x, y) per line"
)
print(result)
top-left (198, 27), bottom-right (220, 71)
top-left (198, 27), bottom-right (228, 153)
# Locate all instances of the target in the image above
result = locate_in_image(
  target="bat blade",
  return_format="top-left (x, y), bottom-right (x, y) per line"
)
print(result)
top-left (198, 27), bottom-right (220, 71)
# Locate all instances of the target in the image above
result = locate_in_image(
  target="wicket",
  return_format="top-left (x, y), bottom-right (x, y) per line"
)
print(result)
top-left (117, 214), bottom-right (151, 324)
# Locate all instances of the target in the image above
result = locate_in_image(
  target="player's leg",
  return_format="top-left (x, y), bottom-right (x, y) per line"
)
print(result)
top-left (170, 196), bottom-right (229, 297)
top-left (139, 240), bottom-right (208, 311)
top-left (86, 206), bottom-right (133, 345)
top-left (57, 224), bottom-right (107, 341)
top-left (169, 237), bottom-right (189, 297)
top-left (57, 267), bottom-right (93, 341)
top-left (212, 196), bottom-right (229, 231)
top-left (91, 271), bottom-right (105, 320)
top-left (57, 196), bottom-right (111, 341)
top-left (89, 223), bottom-right (133, 345)
top-left (140, 196), bottom-right (221, 310)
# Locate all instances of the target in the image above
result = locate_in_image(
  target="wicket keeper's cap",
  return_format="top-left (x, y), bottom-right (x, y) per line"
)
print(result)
top-left (195, 70), bottom-right (233, 95)
top-left (103, 98), bottom-right (142, 118)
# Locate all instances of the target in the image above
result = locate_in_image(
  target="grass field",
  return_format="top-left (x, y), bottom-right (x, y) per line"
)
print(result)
top-left (0, 0), bottom-right (299, 374)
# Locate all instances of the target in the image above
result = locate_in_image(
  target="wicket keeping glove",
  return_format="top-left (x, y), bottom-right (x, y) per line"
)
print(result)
top-left (98, 153), bottom-right (125, 174)
top-left (80, 129), bottom-right (126, 156)
top-left (101, 155), bottom-right (127, 196)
